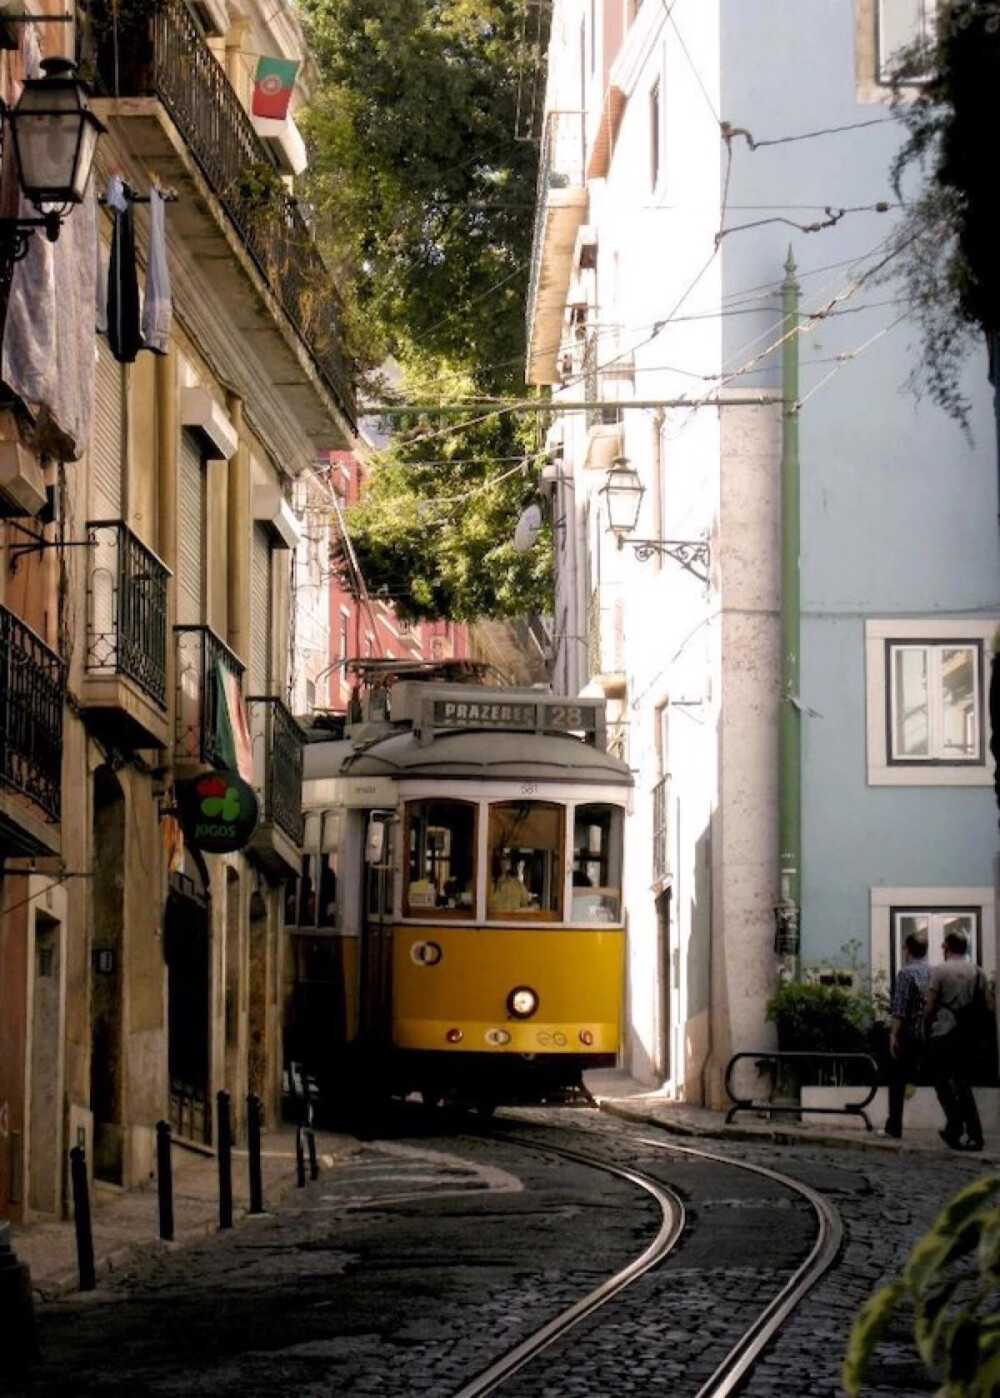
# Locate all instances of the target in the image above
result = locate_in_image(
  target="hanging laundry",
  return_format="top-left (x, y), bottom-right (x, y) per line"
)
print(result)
top-left (141, 184), bottom-right (172, 354)
top-left (107, 175), bottom-right (142, 363)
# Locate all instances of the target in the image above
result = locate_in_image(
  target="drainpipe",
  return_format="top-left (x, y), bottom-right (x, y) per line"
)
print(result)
top-left (775, 248), bottom-right (801, 982)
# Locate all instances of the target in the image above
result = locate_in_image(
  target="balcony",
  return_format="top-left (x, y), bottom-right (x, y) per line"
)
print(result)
top-left (587, 587), bottom-right (625, 696)
top-left (89, 0), bottom-right (356, 444)
top-left (652, 773), bottom-right (672, 889)
top-left (526, 110), bottom-right (588, 386)
top-left (582, 333), bottom-right (625, 471)
top-left (246, 696), bottom-right (305, 875)
top-left (81, 521), bottom-right (170, 748)
top-left (0, 606), bottom-right (64, 856)
top-left (175, 626), bottom-right (243, 768)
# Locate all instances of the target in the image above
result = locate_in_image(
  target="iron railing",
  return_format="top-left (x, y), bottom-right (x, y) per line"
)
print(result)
top-left (582, 335), bottom-right (624, 431)
top-left (246, 695), bottom-right (305, 846)
top-left (0, 605), bottom-right (65, 822)
top-left (526, 109), bottom-right (586, 339)
top-left (175, 626), bottom-right (244, 766)
top-left (91, 0), bottom-right (356, 430)
top-left (652, 773), bottom-right (672, 886)
top-left (86, 521), bottom-right (170, 707)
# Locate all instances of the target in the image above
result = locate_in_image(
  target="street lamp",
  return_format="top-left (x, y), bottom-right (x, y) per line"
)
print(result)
top-left (599, 456), bottom-right (711, 584)
top-left (1, 58), bottom-right (107, 260)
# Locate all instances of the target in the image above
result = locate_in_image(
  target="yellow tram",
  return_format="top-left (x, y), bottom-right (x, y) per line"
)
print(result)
top-left (284, 667), bottom-right (632, 1110)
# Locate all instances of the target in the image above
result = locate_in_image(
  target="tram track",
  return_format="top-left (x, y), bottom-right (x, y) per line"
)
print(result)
top-left (452, 1120), bottom-right (844, 1397)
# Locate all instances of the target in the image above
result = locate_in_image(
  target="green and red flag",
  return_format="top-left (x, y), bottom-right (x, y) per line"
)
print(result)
top-left (252, 56), bottom-right (299, 121)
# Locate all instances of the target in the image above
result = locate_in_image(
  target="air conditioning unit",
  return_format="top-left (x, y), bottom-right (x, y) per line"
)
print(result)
top-left (0, 441), bottom-right (46, 517)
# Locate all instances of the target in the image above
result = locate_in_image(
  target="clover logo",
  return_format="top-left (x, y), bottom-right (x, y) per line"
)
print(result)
top-left (196, 775), bottom-right (241, 822)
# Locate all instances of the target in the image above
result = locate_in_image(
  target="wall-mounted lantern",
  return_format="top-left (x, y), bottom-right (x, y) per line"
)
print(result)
top-left (599, 456), bottom-right (711, 584)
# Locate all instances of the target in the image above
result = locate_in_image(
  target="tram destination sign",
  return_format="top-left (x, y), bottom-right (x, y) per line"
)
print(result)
top-left (430, 697), bottom-right (600, 737)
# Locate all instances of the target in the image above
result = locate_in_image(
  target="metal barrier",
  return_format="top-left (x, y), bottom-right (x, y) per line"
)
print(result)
top-left (724, 1051), bottom-right (880, 1131)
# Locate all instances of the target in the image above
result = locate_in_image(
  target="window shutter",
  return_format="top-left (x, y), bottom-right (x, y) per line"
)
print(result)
top-left (250, 523), bottom-right (271, 693)
top-left (91, 339), bottom-right (124, 520)
top-left (177, 430), bottom-right (204, 626)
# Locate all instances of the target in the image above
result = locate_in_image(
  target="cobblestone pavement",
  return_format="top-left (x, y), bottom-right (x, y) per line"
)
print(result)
top-left (8, 1105), bottom-right (996, 1396)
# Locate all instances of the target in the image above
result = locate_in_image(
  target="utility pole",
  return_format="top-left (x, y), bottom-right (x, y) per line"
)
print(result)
top-left (775, 248), bottom-right (802, 982)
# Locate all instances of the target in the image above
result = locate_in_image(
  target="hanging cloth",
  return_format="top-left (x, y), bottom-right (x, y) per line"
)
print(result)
top-left (107, 176), bottom-right (142, 363)
top-left (141, 185), bottom-right (172, 354)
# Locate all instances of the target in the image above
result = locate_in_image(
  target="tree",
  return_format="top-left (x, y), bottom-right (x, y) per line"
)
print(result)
top-left (299, 0), bottom-right (553, 619)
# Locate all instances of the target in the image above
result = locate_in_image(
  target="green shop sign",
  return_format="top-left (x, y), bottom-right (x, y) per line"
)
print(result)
top-left (176, 771), bottom-right (259, 853)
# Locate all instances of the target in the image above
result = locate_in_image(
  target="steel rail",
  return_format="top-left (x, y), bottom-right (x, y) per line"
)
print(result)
top-left (638, 1137), bottom-right (845, 1397)
top-left (452, 1140), bottom-right (686, 1398)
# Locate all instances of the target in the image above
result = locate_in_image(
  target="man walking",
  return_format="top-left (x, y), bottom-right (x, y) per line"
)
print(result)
top-left (925, 927), bottom-right (989, 1152)
top-left (884, 931), bottom-right (930, 1139)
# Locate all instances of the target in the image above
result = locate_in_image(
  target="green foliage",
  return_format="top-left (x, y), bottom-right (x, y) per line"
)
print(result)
top-left (843, 1174), bottom-right (1000, 1396)
top-left (886, 2), bottom-right (1000, 429)
top-left (765, 981), bottom-right (871, 1055)
top-left (299, 0), bottom-right (551, 620)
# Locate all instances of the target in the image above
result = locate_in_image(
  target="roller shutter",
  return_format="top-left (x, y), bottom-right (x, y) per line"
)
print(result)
top-left (177, 430), bottom-right (204, 626)
top-left (91, 339), bottom-right (123, 520)
top-left (249, 523), bottom-right (271, 694)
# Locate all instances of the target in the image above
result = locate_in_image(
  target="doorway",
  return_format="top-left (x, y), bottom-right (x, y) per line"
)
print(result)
top-left (90, 766), bottom-right (125, 1184)
top-left (165, 885), bottom-right (211, 1144)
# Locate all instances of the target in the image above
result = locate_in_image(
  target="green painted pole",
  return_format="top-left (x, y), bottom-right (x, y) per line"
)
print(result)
top-left (777, 247), bottom-right (802, 979)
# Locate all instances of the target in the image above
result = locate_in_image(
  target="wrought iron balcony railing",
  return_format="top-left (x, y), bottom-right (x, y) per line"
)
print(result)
top-left (652, 773), bottom-right (672, 886)
top-left (175, 626), bottom-right (244, 766)
top-left (0, 605), bottom-right (65, 822)
top-left (91, 0), bottom-right (356, 430)
top-left (86, 521), bottom-right (170, 707)
top-left (246, 695), bottom-right (305, 846)
top-left (526, 108), bottom-right (586, 338)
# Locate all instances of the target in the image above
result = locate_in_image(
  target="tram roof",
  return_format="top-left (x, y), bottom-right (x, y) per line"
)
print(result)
top-left (302, 728), bottom-right (633, 786)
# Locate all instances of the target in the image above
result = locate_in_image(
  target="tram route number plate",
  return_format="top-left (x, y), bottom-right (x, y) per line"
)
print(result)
top-left (431, 698), bottom-right (598, 736)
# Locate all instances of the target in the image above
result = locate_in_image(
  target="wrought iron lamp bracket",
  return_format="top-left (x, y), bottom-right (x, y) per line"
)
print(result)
top-left (624, 537), bottom-right (711, 583)
top-left (5, 519), bottom-right (94, 573)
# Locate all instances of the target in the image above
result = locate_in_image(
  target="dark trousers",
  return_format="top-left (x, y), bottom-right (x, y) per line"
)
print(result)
top-left (886, 1040), bottom-right (921, 1135)
top-left (929, 1032), bottom-right (983, 1144)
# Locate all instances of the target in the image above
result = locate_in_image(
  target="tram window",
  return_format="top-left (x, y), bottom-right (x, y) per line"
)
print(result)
top-left (404, 800), bottom-right (477, 916)
top-left (571, 804), bottom-right (623, 923)
top-left (287, 811), bottom-right (339, 928)
top-left (488, 801), bottom-right (564, 920)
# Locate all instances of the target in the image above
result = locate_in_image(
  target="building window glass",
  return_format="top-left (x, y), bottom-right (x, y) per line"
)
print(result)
top-left (404, 800), bottom-right (477, 917)
top-left (487, 800), bottom-right (564, 921)
top-left (890, 907), bottom-right (980, 982)
top-left (339, 612), bottom-right (349, 662)
top-left (878, 0), bottom-right (937, 82)
top-left (286, 810), bottom-right (340, 928)
top-left (887, 641), bottom-right (982, 764)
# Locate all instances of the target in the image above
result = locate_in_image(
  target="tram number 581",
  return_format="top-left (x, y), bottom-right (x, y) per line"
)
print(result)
top-left (520, 782), bottom-right (537, 796)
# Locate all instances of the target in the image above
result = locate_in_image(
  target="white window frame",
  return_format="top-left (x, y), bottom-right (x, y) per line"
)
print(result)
top-left (865, 618), bottom-right (996, 786)
top-left (871, 886), bottom-right (995, 988)
top-left (877, 0), bottom-right (937, 82)
top-left (855, 0), bottom-right (938, 103)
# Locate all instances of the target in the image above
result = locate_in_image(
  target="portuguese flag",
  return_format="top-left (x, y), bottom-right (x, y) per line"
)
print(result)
top-left (252, 56), bottom-right (300, 121)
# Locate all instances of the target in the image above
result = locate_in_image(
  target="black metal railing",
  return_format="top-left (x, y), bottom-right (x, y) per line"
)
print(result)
top-left (652, 773), bottom-right (671, 885)
top-left (175, 626), bottom-right (244, 766)
top-left (86, 521), bottom-right (170, 707)
top-left (0, 605), bottom-right (65, 822)
top-left (91, 0), bottom-right (356, 429)
top-left (246, 695), bottom-right (305, 846)
top-left (526, 108), bottom-right (586, 339)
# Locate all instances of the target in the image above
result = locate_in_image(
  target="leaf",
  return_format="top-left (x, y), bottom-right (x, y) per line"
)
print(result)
top-left (843, 1281), bottom-right (907, 1396)
top-left (905, 1178), bottom-right (1000, 1295)
top-left (914, 1278), bottom-right (961, 1370)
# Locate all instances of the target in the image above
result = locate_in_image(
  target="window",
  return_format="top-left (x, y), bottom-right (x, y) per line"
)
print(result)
top-left (877, 0), bottom-right (936, 82)
top-left (890, 907), bottom-right (981, 983)
top-left (865, 619), bottom-right (995, 786)
top-left (888, 642), bottom-right (981, 763)
top-left (339, 611), bottom-right (350, 661)
top-left (488, 800), bottom-right (564, 921)
top-left (571, 803), bottom-right (623, 923)
top-left (305, 679), bottom-right (316, 711)
top-left (649, 78), bottom-right (660, 189)
top-left (404, 800), bottom-right (477, 917)
top-left (286, 810), bottom-right (340, 928)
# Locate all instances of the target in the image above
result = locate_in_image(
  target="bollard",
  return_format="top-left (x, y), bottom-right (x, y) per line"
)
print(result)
top-left (0, 1220), bottom-right (39, 1365)
top-left (156, 1120), bottom-right (174, 1242)
top-left (247, 1093), bottom-right (264, 1214)
top-left (217, 1090), bottom-right (233, 1229)
top-left (307, 1126), bottom-right (319, 1181)
top-left (69, 1145), bottom-right (96, 1291)
top-left (295, 1124), bottom-right (306, 1188)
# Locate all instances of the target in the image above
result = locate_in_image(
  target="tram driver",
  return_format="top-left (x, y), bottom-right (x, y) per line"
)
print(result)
top-left (490, 853), bottom-right (534, 913)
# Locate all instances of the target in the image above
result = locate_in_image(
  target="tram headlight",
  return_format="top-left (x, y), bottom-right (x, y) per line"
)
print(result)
top-left (445, 1028), bottom-right (464, 1044)
top-left (506, 985), bottom-right (539, 1020)
top-left (579, 1029), bottom-right (594, 1046)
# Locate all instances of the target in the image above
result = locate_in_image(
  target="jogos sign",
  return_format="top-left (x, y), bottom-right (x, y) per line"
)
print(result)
top-left (176, 771), bottom-right (259, 853)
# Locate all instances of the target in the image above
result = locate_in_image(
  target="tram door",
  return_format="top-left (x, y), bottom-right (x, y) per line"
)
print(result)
top-left (359, 810), bottom-right (396, 1066)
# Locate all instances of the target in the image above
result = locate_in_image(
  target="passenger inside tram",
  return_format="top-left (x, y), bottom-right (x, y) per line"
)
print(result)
top-left (489, 853), bottom-right (534, 913)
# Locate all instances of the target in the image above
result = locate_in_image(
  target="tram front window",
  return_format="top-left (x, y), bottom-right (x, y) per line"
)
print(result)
top-left (404, 800), bottom-right (477, 916)
top-left (571, 803), bottom-right (623, 923)
top-left (488, 801), bottom-right (564, 920)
